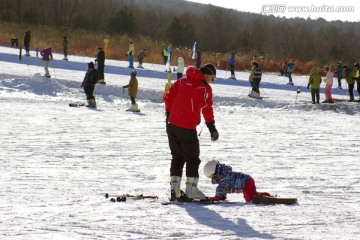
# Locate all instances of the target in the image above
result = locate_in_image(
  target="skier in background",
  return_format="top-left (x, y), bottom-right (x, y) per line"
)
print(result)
top-left (342, 65), bottom-right (354, 102)
top-left (164, 63), bottom-right (219, 202)
top-left (137, 49), bottom-right (147, 68)
top-left (307, 67), bottom-right (322, 104)
top-left (162, 46), bottom-right (171, 72)
top-left (81, 62), bottom-right (99, 108)
top-left (40, 47), bottom-right (53, 78)
top-left (62, 36), bottom-right (68, 61)
top-left (353, 62), bottom-right (360, 101)
top-left (229, 53), bottom-right (236, 79)
top-left (203, 160), bottom-right (270, 202)
top-left (24, 30), bottom-right (31, 56)
top-left (335, 61), bottom-right (342, 89)
top-left (286, 59), bottom-right (295, 85)
top-left (248, 62), bottom-right (262, 99)
top-left (323, 66), bottom-right (334, 103)
top-left (127, 41), bottom-right (135, 68)
top-left (176, 56), bottom-right (184, 80)
top-left (281, 62), bottom-right (288, 76)
top-left (95, 47), bottom-right (106, 84)
top-left (123, 71), bottom-right (140, 112)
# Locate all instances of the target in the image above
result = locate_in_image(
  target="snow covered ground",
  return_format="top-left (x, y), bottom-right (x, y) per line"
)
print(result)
top-left (0, 46), bottom-right (359, 240)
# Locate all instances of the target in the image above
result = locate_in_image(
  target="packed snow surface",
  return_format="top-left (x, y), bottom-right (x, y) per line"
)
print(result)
top-left (0, 46), bottom-right (359, 240)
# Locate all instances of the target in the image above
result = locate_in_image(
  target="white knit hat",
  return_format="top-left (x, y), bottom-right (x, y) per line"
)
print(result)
top-left (203, 160), bottom-right (219, 178)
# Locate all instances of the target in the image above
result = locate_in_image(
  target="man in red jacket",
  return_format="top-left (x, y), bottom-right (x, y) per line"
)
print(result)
top-left (164, 63), bottom-right (219, 201)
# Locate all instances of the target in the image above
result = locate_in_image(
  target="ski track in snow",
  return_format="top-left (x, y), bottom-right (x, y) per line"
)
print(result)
top-left (0, 46), bottom-right (360, 240)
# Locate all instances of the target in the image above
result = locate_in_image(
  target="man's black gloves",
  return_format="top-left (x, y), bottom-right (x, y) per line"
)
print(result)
top-left (206, 121), bottom-right (219, 141)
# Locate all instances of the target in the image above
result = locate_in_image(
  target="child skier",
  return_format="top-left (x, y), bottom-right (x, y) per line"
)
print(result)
top-left (323, 66), bottom-right (334, 103)
top-left (137, 49), bottom-right (147, 68)
top-left (123, 71), bottom-right (140, 112)
top-left (203, 160), bottom-right (270, 202)
top-left (307, 67), bottom-right (322, 104)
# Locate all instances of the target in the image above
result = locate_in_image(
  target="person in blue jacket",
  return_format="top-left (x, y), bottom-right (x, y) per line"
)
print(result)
top-left (229, 53), bottom-right (236, 79)
top-left (286, 59), bottom-right (295, 85)
top-left (335, 61), bottom-right (343, 89)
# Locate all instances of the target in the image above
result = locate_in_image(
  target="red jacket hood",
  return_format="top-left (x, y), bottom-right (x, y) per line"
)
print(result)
top-left (186, 66), bottom-right (205, 81)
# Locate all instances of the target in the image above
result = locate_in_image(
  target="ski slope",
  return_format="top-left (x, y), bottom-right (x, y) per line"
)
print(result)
top-left (0, 46), bottom-right (359, 240)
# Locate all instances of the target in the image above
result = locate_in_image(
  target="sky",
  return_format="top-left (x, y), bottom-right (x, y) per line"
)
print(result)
top-left (186, 0), bottom-right (360, 22)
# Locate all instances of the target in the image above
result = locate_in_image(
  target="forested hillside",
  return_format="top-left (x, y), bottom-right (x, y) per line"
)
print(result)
top-left (1, 0), bottom-right (359, 72)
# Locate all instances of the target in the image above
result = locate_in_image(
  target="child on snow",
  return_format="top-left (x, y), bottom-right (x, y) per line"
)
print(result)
top-left (307, 67), bottom-right (322, 104)
top-left (323, 66), bottom-right (334, 103)
top-left (137, 49), bottom-right (147, 68)
top-left (123, 71), bottom-right (139, 112)
top-left (203, 160), bottom-right (270, 202)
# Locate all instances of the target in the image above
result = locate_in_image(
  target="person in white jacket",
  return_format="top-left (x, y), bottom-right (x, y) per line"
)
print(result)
top-left (323, 66), bottom-right (334, 103)
top-left (176, 57), bottom-right (185, 80)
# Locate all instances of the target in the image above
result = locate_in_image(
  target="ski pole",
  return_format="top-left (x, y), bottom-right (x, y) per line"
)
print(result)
top-left (151, 64), bottom-right (158, 74)
top-left (295, 87), bottom-right (301, 104)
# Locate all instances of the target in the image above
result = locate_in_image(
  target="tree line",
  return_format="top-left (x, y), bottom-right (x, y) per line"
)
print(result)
top-left (1, 0), bottom-right (359, 65)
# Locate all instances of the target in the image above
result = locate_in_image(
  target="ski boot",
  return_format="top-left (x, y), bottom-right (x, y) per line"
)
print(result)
top-left (185, 177), bottom-right (207, 201)
top-left (170, 176), bottom-right (188, 202)
top-left (86, 99), bottom-right (97, 108)
top-left (126, 103), bottom-right (140, 112)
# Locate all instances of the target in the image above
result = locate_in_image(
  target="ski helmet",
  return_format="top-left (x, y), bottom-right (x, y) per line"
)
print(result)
top-left (354, 62), bottom-right (359, 68)
top-left (203, 160), bottom-right (219, 178)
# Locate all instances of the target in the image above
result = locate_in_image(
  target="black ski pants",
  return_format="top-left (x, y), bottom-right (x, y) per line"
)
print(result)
top-left (230, 64), bottom-right (235, 75)
top-left (311, 88), bottom-right (320, 103)
top-left (167, 123), bottom-right (200, 178)
top-left (252, 78), bottom-right (261, 93)
top-left (97, 63), bottom-right (104, 80)
top-left (348, 83), bottom-right (354, 100)
top-left (84, 85), bottom-right (95, 100)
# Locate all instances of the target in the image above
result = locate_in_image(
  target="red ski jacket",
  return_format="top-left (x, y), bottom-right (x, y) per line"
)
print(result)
top-left (164, 66), bottom-right (214, 129)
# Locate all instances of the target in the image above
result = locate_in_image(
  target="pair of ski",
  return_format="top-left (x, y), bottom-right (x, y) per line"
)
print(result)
top-left (105, 193), bottom-right (297, 205)
top-left (105, 193), bottom-right (158, 202)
